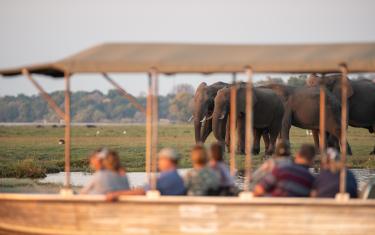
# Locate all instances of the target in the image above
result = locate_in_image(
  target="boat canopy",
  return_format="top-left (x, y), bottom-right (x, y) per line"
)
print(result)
top-left (1, 42), bottom-right (375, 77)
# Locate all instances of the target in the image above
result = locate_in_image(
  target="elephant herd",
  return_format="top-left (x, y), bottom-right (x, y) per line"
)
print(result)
top-left (193, 74), bottom-right (375, 156)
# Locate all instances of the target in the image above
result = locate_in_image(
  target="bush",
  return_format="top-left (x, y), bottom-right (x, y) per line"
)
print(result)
top-left (12, 159), bottom-right (46, 178)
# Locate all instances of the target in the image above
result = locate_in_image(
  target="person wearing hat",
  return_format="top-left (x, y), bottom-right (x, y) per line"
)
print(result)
top-left (248, 140), bottom-right (293, 190)
top-left (311, 148), bottom-right (358, 198)
top-left (106, 148), bottom-right (186, 200)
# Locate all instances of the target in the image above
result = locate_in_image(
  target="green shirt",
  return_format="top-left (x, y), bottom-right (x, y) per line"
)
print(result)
top-left (185, 167), bottom-right (220, 196)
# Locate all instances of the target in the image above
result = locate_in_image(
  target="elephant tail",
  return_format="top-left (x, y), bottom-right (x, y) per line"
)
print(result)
top-left (281, 98), bottom-right (293, 140)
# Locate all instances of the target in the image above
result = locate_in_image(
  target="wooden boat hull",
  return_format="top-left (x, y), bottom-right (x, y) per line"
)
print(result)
top-left (0, 194), bottom-right (375, 235)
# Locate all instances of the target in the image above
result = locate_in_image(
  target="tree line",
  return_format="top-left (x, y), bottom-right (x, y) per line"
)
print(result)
top-left (0, 76), bottom-right (308, 123)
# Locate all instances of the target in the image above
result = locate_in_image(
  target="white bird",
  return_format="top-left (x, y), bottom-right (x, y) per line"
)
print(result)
top-left (96, 130), bottom-right (100, 136)
top-left (123, 130), bottom-right (127, 134)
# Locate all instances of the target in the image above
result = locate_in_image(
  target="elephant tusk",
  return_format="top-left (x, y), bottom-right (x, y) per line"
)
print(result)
top-left (200, 116), bottom-right (207, 123)
top-left (188, 115), bottom-right (194, 122)
top-left (206, 115), bottom-right (213, 120)
top-left (219, 114), bottom-right (225, 120)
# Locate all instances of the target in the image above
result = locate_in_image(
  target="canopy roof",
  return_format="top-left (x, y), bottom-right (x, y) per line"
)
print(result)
top-left (1, 42), bottom-right (375, 78)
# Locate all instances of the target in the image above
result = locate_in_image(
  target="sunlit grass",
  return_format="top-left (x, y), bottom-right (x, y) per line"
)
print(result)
top-left (0, 124), bottom-right (374, 178)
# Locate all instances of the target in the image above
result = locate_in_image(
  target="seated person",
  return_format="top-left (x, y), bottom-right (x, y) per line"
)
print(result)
top-left (311, 148), bottom-right (358, 198)
top-left (80, 148), bottom-right (129, 194)
top-left (249, 140), bottom-right (292, 190)
top-left (209, 142), bottom-right (236, 195)
top-left (106, 148), bottom-right (186, 199)
top-left (185, 144), bottom-right (220, 196)
top-left (103, 150), bottom-right (130, 190)
top-left (253, 144), bottom-right (316, 197)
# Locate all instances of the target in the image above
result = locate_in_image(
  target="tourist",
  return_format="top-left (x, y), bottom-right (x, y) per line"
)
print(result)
top-left (253, 144), bottom-right (316, 197)
top-left (311, 148), bottom-right (358, 198)
top-left (80, 148), bottom-right (130, 194)
top-left (106, 148), bottom-right (186, 200)
top-left (209, 142), bottom-right (236, 195)
top-left (103, 150), bottom-right (130, 190)
top-left (249, 140), bottom-right (292, 190)
top-left (185, 144), bottom-right (220, 196)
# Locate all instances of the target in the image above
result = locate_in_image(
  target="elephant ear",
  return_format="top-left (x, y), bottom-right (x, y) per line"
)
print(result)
top-left (332, 76), bottom-right (354, 99)
top-left (197, 82), bottom-right (207, 91)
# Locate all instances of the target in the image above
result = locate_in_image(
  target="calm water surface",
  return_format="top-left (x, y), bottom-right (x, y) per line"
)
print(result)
top-left (39, 168), bottom-right (375, 191)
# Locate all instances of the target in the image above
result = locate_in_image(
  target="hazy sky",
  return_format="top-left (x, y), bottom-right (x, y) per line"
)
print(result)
top-left (1, 0), bottom-right (375, 96)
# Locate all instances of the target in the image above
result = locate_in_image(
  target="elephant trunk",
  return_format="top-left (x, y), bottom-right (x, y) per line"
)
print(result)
top-left (194, 108), bottom-right (206, 143)
top-left (212, 110), bottom-right (227, 142)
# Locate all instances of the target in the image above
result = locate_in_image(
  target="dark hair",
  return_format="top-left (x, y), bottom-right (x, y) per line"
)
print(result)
top-left (210, 142), bottom-right (224, 162)
top-left (103, 150), bottom-right (122, 172)
top-left (298, 144), bottom-right (316, 162)
top-left (275, 140), bottom-right (291, 157)
top-left (191, 144), bottom-right (208, 165)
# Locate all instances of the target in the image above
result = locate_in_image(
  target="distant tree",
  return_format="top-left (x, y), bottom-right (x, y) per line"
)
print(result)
top-left (168, 92), bottom-right (194, 122)
top-left (287, 75), bottom-right (308, 87)
top-left (171, 84), bottom-right (195, 95)
top-left (255, 77), bottom-right (284, 86)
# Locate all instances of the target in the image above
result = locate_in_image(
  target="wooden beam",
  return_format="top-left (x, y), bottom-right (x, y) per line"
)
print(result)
top-left (150, 68), bottom-right (159, 190)
top-left (339, 64), bottom-right (348, 195)
top-left (64, 73), bottom-right (71, 189)
top-left (145, 74), bottom-right (153, 181)
top-left (244, 67), bottom-right (254, 192)
top-left (319, 77), bottom-right (326, 164)
top-left (229, 73), bottom-right (237, 176)
top-left (22, 69), bottom-right (65, 120)
top-left (102, 73), bottom-right (146, 113)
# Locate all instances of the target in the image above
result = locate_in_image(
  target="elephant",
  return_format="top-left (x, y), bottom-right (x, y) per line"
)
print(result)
top-left (259, 83), bottom-right (322, 152)
top-left (212, 86), bottom-right (284, 155)
top-left (281, 86), bottom-right (352, 155)
top-left (193, 82), bottom-right (229, 144)
top-left (307, 74), bottom-right (375, 154)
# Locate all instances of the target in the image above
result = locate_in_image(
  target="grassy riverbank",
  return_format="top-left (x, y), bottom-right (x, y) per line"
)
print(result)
top-left (0, 124), bottom-right (374, 178)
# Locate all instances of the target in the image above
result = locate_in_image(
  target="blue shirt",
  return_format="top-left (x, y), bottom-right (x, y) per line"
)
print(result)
top-left (145, 169), bottom-right (186, 195)
top-left (314, 169), bottom-right (358, 198)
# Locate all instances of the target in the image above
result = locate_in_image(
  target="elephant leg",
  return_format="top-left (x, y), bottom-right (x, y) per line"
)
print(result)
top-left (326, 126), bottom-right (352, 156)
top-left (201, 120), bottom-right (212, 143)
top-left (225, 118), bottom-right (230, 152)
top-left (265, 128), bottom-right (279, 156)
top-left (236, 116), bottom-right (246, 154)
top-left (262, 131), bottom-right (270, 153)
top-left (252, 129), bottom-right (262, 155)
top-left (281, 103), bottom-right (292, 142)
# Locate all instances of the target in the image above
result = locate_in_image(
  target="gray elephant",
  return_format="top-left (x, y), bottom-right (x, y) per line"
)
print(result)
top-left (193, 82), bottom-right (229, 144)
top-left (281, 86), bottom-right (352, 154)
top-left (307, 74), bottom-right (375, 154)
top-left (259, 83), bottom-right (322, 151)
top-left (212, 86), bottom-right (284, 155)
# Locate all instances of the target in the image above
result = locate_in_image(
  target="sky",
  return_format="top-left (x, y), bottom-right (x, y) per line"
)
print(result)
top-left (0, 0), bottom-right (375, 96)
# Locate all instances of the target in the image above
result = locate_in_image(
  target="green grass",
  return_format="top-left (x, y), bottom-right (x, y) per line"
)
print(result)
top-left (0, 124), bottom-right (374, 178)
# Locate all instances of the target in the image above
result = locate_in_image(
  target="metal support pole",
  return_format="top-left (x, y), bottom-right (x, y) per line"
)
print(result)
top-left (150, 68), bottom-right (159, 190)
top-left (64, 72), bottom-right (71, 189)
top-left (244, 67), bottom-right (254, 192)
top-left (229, 73), bottom-right (237, 176)
top-left (339, 64), bottom-right (348, 195)
top-left (103, 73), bottom-right (146, 113)
top-left (319, 78), bottom-right (326, 165)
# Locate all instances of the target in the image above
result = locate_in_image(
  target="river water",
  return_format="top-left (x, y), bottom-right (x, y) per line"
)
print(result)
top-left (39, 168), bottom-right (375, 191)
